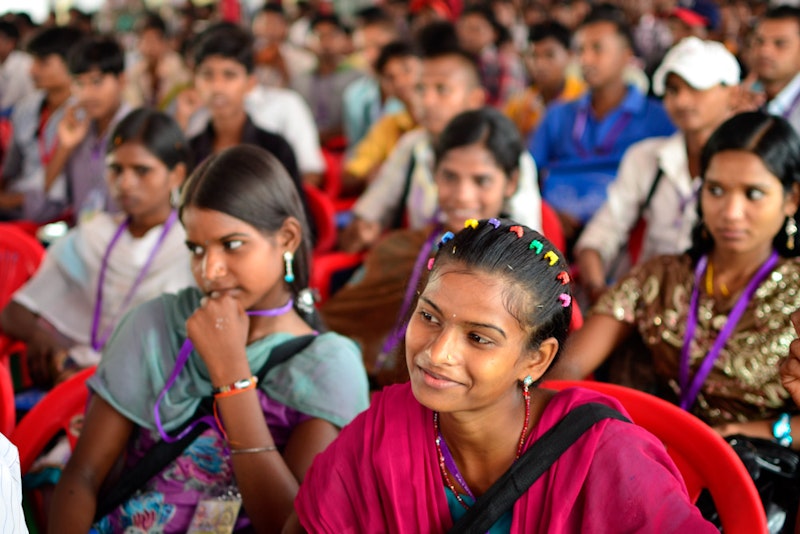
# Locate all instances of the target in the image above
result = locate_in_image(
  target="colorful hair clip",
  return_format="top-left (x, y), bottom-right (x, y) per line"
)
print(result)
top-left (559, 294), bottom-right (572, 308)
top-left (427, 258), bottom-right (435, 270)
top-left (488, 218), bottom-right (501, 229)
top-left (529, 240), bottom-right (543, 254)
top-left (544, 251), bottom-right (558, 266)
top-left (464, 219), bottom-right (479, 229)
top-left (509, 226), bottom-right (524, 238)
top-left (440, 231), bottom-right (455, 246)
top-left (557, 271), bottom-right (571, 285)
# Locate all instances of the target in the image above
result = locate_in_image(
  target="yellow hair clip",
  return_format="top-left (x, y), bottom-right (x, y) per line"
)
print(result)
top-left (544, 251), bottom-right (559, 266)
top-left (464, 219), bottom-right (479, 229)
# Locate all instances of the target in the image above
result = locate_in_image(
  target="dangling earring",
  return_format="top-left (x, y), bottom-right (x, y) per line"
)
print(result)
top-left (170, 187), bottom-right (180, 208)
top-left (518, 375), bottom-right (533, 456)
top-left (786, 216), bottom-right (797, 250)
top-left (283, 251), bottom-right (295, 283)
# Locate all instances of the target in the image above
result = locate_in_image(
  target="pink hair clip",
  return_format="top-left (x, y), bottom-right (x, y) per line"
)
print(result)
top-left (427, 258), bottom-right (435, 270)
top-left (509, 226), bottom-right (524, 238)
top-left (557, 271), bottom-right (571, 285)
top-left (544, 251), bottom-right (558, 266)
top-left (559, 294), bottom-right (571, 308)
top-left (488, 218), bottom-right (501, 229)
top-left (464, 219), bottom-right (479, 229)
top-left (529, 240), bottom-right (543, 254)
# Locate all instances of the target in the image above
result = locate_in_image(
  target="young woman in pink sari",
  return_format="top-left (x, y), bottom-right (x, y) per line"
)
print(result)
top-left (287, 220), bottom-right (716, 533)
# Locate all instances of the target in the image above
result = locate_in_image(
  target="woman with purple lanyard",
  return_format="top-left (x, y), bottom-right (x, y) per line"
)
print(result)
top-left (552, 111), bottom-right (800, 449)
top-left (1, 109), bottom-right (195, 389)
top-left (321, 108), bottom-right (525, 384)
top-left (50, 145), bottom-right (369, 533)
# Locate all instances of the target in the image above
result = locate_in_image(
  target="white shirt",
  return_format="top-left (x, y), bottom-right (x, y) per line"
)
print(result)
top-left (767, 72), bottom-right (800, 134)
top-left (0, 51), bottom-right (34, 112)
top-left (576, 133), bottom-right (698, 273)
top-left (354, 127), bottom-right (543, 232)
top-left (187, 86), bottom-right (324, 174)
top-left (0, 434), bottom-right (28, 534)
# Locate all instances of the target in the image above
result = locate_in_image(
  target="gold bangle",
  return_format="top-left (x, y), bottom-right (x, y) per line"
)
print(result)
top-left (229, 445), bottom-right (279, 455)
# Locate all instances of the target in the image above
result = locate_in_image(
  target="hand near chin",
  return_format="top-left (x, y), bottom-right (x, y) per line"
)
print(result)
top-left (186, 293), bottom-right (250, 379)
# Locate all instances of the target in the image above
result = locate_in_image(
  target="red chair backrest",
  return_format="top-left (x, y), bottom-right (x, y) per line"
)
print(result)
top-left (309, 251), bottom-right (366, 305)
top-left (11, 366), bottom-right (96, 475)
top-left (0, 362), bottom-right (14, 437)
top-left (542, 380), bottom-right (767, 534)
top-left (303, 184), bottom-right (337, 255)
top-left (0, 224), bottom-right (46, 431)
top-left (0, 223), bottom-right (45, 310)
top-left (540, 200), bottom-right (566, 254)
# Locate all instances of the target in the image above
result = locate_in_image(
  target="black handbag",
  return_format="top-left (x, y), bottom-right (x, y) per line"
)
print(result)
top-left (698, 434), bottom-right (800, 534)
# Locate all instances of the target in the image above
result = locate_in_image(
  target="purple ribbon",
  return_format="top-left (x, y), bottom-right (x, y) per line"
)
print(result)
top-left (679, 250), bottom-right (779, 411)
top-left (437, 427), bottom-right (476, 501)
top-left (153, 298), bottom-right (294, 443)
top-left (91, 210), bottom-right (179, 352)
top-left (571, 104), bottom-right (632, 159)
top-left (374, 226), bottom-right (442, 372)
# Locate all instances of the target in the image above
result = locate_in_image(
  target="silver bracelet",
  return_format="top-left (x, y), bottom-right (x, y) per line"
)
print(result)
top-left (229, 445), bottom-right (279, 455)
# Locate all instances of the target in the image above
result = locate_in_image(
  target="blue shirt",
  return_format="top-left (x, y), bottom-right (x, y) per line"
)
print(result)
top-left (529, 85), bottom-right (675, 222)
top-left (445, 487), bottom-right (512, 533)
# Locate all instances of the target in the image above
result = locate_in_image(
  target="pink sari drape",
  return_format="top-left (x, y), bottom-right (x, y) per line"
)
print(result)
top-left (295, 383), bottom-right (716, 533)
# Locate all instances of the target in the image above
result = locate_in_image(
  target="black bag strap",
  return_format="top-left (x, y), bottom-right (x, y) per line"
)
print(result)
top-left (607, 166), bottom-right (664, 279)
top-left (448, 402), bottom-right (630, 533)
top-left (391, 151), bottom-right (417, 230)
top-left (94, 334), bottom-right (316, 520)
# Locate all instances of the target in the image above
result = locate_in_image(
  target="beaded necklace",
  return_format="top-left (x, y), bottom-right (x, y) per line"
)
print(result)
top-left (433, 388), bottom-right (531, 510)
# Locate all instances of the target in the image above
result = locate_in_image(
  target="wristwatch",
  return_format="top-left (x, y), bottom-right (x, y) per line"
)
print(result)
top-left (773, 413), bottom-right (793, 447)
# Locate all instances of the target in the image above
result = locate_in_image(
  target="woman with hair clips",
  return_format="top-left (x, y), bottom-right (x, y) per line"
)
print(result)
top-left (289, 220), bottom-right (714, 532)
top-left (50, 145), bottom-right (369, 532)
top-left (1, 108), bottom-right (194, 387)
top-left (322, 107), bottom-right (526, 382)
top-left (552, 111), bottom-right (800, 442)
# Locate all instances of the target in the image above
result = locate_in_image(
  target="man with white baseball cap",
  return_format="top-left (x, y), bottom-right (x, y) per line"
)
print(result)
top-left (575, 37), bottom-right (741, 302)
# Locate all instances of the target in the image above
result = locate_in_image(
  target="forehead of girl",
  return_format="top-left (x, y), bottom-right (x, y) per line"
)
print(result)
top-left (705, 150), bottom-right (782, 188)
top-left (423, 263), bottom-right (527, 339)
top-left (182, 206), bottom-right (265, 242)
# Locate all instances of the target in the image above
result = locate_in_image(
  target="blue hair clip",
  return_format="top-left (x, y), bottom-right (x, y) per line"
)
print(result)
top-left (440, 231), bottom-right (455, 246)
top-left (488, 218), bottom-right (501, 229)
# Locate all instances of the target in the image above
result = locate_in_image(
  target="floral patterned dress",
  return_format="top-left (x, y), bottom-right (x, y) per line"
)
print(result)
top-left (593, 254), bottom-right (800, 425)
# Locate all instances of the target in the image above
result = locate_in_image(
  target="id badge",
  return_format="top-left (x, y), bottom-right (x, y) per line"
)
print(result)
top-left (187, 497), bottom-right (242, 534)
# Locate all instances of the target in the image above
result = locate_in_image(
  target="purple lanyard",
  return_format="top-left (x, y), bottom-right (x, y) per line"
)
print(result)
top-left (153, 299), bottom-right (295, 443)
top-left (91, 210), bottom-right (178, 352)
top-left (678, 250), bottom-right (779, 411)
top-left (571, 104), bottom-right (632, 159)
top-left (438, 428), bottom-right (476, 501)
top-left (374, 226), bottom-right (442, 371)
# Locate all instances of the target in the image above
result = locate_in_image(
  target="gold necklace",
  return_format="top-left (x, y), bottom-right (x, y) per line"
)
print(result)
top-left (705, 261), bottom-right (730, 297)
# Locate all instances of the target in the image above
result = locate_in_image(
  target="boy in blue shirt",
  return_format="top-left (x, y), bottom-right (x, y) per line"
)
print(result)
top-left (530, 4), bottom-right (674, 244)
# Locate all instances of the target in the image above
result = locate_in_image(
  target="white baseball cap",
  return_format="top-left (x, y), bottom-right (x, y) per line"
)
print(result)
top-left (652, 37), bottom-right (741, 96)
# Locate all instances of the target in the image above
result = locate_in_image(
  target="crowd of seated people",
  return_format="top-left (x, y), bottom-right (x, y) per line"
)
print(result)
top-left (1, 1), bottom-right (800, 532)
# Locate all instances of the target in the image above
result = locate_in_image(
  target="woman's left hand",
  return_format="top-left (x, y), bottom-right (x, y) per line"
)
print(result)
top-left (186, 293), bottom-right (250, 380)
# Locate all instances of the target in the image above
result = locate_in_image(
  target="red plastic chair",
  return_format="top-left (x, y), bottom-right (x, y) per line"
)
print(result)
top-left (541, 380), bottom-right (768, 534)
top-left (540, 200), bottom-right (566, 254)
top-left (12, 366), bottom-right (95, 475)
top-left (303, 184), bottom-right (338, 255)
top-left (321, 148), bottom-right (344, 201)
top-left (0, 362), bottom-right (14, 436)
top-left (310, 251), bottom-right (366, 305)
top-left (0, 224), bottom-right (46, 423)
